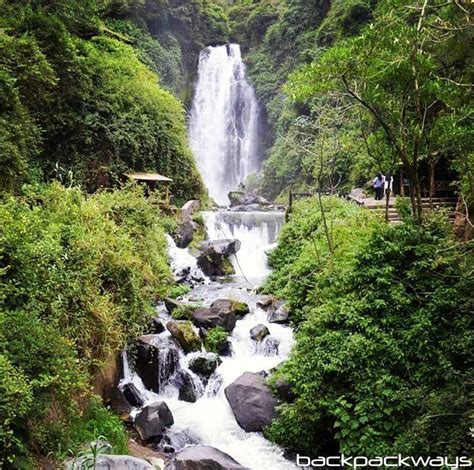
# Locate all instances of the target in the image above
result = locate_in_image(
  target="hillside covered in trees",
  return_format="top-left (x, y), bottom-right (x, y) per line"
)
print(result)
top-left (0, 0), bottom-right (472, 468)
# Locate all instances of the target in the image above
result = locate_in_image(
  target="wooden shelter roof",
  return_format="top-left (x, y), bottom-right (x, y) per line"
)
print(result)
top-left (127, 172), bottom-right (173, 183)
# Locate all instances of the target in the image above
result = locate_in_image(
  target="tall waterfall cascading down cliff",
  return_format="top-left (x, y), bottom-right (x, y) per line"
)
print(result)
top-left (189, 44), bottom-right (261, 206)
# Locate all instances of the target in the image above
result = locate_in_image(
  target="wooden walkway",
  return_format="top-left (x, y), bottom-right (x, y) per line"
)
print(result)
top-left (350, 196), bottom-right (458, 224)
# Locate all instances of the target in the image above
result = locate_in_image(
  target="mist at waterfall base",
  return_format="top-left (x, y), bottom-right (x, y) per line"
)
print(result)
top-left (120, 212), bottom-right (298, 469)
top-left (189, 44), bottom-right (262, 206)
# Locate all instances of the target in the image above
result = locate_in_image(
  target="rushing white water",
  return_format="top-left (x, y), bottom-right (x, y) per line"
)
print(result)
top-left (189, 44), bottom-right (262, 206)
top-left (203, 211), bottom-right (284, 283)
top-left (121, 212), bottom-right (297, 469)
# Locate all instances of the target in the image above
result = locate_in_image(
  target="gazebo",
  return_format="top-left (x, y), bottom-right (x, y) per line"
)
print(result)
top-left (127, 172), bottom-right (173, 201)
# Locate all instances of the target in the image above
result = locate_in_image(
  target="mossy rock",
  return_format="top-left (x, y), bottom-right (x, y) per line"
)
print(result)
top-left (167, 320), bottom-right (201, 353)
top-left (231, 300), bottom-right (250, 318)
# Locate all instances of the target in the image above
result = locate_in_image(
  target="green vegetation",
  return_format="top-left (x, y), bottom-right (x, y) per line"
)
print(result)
top-left (266, 198), bottom-right (473, 458)
top-left (204, 326), bottom-right (229, 353)
top-left (172, 303), bottom-right (200, 320)
top-left (0, 183), bottom-right (173, 466)
top-left (0, 0), bottom-right (210, 202)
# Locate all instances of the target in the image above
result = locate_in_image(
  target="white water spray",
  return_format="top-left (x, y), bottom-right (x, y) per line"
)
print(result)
top-left (189, 44), bottom-right (261, 206)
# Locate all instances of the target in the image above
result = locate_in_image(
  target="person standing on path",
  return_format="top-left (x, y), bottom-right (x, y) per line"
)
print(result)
top-left (373, 172), bottom-right (385, 200)
top-left (384, 172), bottom-right (394, 222)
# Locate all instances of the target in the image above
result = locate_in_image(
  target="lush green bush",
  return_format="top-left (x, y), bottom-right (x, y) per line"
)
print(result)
top-left (266, 198), bottom-right (473, 458)
top-left (0, 5), bottom-right (204, 202)
top-left (0, 183), bottom-right (174, 465)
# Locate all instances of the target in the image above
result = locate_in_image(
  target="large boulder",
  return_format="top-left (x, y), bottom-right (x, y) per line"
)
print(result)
top-left (210, 299), bottom-right (249, 319)
top-left (165, 445), bottom-right (246, 470)
top-left (70, 455), bottom-right (153, 469)
top-left (197, 239), bottom-right (241, 277)
top-left (134, 335), bottom-right (180, 393)
top-left (224, 372), bottom-right (278, 432)
top-left (135, 401), bottom-right (174, 441)
top-left (192, 304), bottom-right (236, 332)
top-left (189, 353), bottom-right (221, 381)
top-left (250, 324), bottom-right (270, 341)
top-left (167, 321), bottom-right (201, 353)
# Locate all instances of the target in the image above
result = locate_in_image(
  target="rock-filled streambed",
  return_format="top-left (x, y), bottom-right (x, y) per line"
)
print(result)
top-left (118, 210), bottom-right (298, 469)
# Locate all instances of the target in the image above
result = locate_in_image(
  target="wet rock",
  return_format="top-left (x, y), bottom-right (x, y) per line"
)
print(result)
top-left (174, 220), bottom-right (196, 249)
top-left (192, 305), bottom-right (236, 332)
top-left (174, 370), bottom-right (200, 403)
top-left (134, 335), bottom-right (180, 393)
top-left (135, 401), bottom-right (174, 441)
top-left (261, 336), bottom-right (280, 355)
top-left (165, 297), bottom-right (185, 314)
top-left (267, 303), bottom-right (289, 324)
top-left (167, 320), bottom-right (201, 353)
top-left (159, 428), bottom-right (201, 453)
top-left (121, 382), bottom-right (144, 408)
top-left (201, 239), bottom-right (241, 257)
top-left (188, 353), bottom-right (222, 380)
top-left (197, 239), bottom-right (241, 277)
top-left (224, 372), bottom-right (278, 432)
top-left (146, 316), bottom-right (166, 334)
top-left (256, 296), bottom-right (274, 310)
top-left (209, 299), bottom-right (249, 318)
top-left (70, 455), bottom-right (153, 469)
top-left (217, 340), bottom-right (232, 357)
top-left (250, 324), bottom-right (270, 341)
top-left (165, 445), bottom-right (246, 470)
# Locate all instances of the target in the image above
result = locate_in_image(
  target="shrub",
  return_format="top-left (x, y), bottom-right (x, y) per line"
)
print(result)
top-left (266, 199), bottom-right (473, 458)
top-left (204, 327), bottom-right (229, 354)
top-left (0, 183), bottom-right (173, 464)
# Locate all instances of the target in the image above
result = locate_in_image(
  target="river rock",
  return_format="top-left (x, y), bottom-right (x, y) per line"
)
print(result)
top-left (197, 239), bottom-right (241, 277)
top-left (134, 335), bottom-right (180, 393)
top-left (261, 336), bottom-right (280, 355)
top-left (192, 305), bottom-right (236, 332)
top-left (70, 455), bottom-right (154, 469)
top-left (167, 320), bottom-right (201, 353)
top-left (250, 324), bottom-right (270, 341)
top-left (174, 369), bottom-right (200, 403)
top-left (209, 299), bottom-right (249, 318)
top-left (135, 401), bottom-right (174, 441)
top-left (256, 296), bottom-right (274, 310)
top-left (121, 382), bottom-right (144, 408)
top-left (188, 353), bottom-right (222, 380)
top-left (165, 297), bottom-right (185, 314)
top-left (174, 220), bottom-right (196, 249)
top-left (267, 303), bottom-right (289, 324)
top-left (165, 445), bottom-right (246, 470)
top-left (224, 372), bottom-right (278, 432)
top-left (145, 316), bottom-right (166, 334)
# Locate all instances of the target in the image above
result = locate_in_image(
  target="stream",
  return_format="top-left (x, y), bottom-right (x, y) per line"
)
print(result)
top-left (120, 42), bottom-right (298, 469)
top-left (120, 211), bottom-right (298, 469)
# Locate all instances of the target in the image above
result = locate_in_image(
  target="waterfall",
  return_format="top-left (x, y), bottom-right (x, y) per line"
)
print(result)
top-left (189, 44), bottom-right (261, 206)
top-left (203, 211), bottom-right (284, 282)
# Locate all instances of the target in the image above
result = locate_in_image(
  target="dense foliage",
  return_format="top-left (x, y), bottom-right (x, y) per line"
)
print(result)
top-left (0, 0), bottom-right (207, 201)
top-left (266, 198), bottom-right (473, 458)
top-left (229, 0), bottom-right (472, 211)
top-left (0, 183), bottom-right (174, 466)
